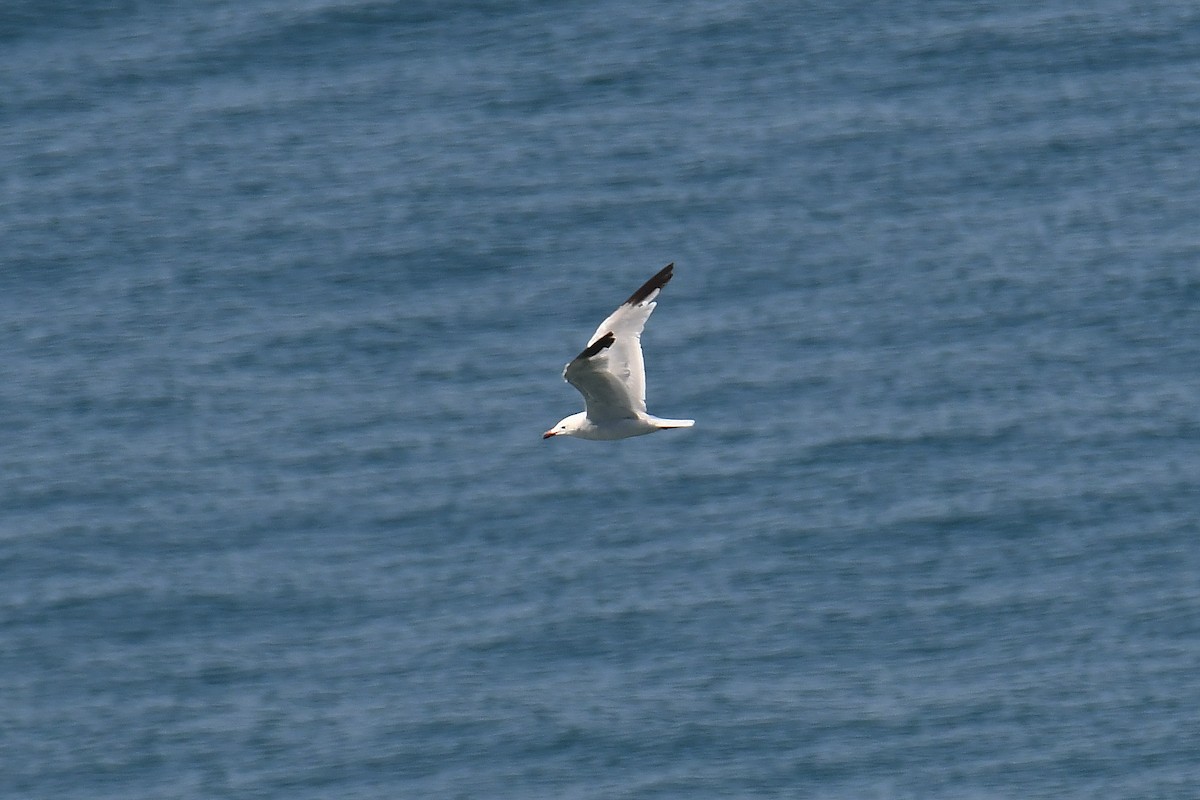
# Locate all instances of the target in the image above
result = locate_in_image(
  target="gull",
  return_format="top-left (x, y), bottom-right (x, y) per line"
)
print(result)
top-left (543, 263), bottom-right (695, 441)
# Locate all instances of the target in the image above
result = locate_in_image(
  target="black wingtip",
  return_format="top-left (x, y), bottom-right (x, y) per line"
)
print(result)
top-left (624, 263), bottom-right (674, 306)
top-left (576, 331), bottom-right (615, 360)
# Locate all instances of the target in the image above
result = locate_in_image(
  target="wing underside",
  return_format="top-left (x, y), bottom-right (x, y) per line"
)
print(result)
top-left (563, 332), bottom-right (639, 422)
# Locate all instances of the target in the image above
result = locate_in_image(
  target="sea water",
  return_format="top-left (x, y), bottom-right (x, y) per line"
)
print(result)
top-left (2, 2), bottom-right (1198, 797)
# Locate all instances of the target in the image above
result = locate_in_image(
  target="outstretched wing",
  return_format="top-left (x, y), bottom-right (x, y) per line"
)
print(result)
top-left (575, 263), bottom-right (674, 416)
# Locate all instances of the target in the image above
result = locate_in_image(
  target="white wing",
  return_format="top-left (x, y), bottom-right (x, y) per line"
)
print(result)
top-left (563, 263), bottom-right (673, 421)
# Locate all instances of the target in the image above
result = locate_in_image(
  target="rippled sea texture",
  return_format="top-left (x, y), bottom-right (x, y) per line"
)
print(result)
top-left (3, 2), bottom-right (1199, 798)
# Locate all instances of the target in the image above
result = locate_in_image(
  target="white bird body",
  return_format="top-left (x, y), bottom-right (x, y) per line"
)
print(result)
top-left (544, 264), bottom-right (694, 441)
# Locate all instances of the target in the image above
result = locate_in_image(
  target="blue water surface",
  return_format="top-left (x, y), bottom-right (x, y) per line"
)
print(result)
top-left (2, 2), bottom-right (1199, 798)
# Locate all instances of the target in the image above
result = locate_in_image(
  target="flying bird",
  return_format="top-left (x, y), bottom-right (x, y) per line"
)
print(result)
top-left (543, 263), bottom-right (695, 441)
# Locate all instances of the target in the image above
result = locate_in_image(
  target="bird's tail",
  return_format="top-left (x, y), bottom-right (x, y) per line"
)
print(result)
top-left (652, 418), bottom-right (695, 429)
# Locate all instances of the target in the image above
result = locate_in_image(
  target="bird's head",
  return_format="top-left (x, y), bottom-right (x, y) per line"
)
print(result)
top-left (543, 412), bottom-right (587, 440)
